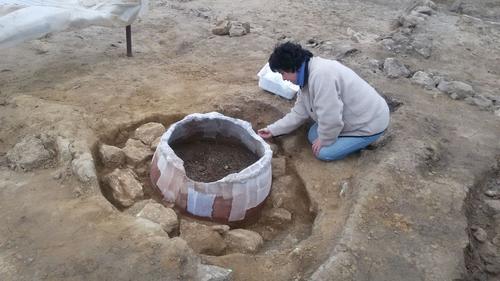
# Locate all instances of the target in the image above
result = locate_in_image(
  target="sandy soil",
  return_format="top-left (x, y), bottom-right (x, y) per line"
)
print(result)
top-left (1, 0), bottom-right (500, 280)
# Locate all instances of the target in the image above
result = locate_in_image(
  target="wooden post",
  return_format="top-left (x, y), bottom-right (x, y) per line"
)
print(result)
top-left (126, 25), bottom-right (132, 57)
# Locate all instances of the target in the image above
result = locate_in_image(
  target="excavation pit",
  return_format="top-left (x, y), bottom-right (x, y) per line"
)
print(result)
top-left (150, 112), bottom-right (273, 223)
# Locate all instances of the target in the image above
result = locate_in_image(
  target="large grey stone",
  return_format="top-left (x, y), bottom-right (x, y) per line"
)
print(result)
top-left (122, 138), bottom-right (153, 166)
top-left (437, 80), bottom-right (475, 100)
top-left (137, 202), bottom-right (178, 235)
top-left (180, 220), bottom-right (226, 255)
top-left (197, 264), bottom-right (233, 281)
top-left (485, 199), bottom-right (500, 214)
top-left (104, 168), bottom-right (144, 207)
top-left (99, 144), bottom-right (125, 168)
top-left (383, 58), bottom-right (411, 78)
top-left (71, 152), bottom-right (97, 183)
top-left (134, 122), bottom-right (165, 146)
top-left (224, 229), bottom-right (263, 254)
top-left (7, 135), bottom-right (55, 171)
top-left (411, 71), bottom-right (435, 89)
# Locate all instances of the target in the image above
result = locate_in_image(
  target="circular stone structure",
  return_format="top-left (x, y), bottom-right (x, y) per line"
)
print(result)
top-left (150, 112), bottom-right (273, 223)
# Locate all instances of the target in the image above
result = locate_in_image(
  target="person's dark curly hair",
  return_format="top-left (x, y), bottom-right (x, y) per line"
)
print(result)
top-left (268, 42), bottom-right (313, 73)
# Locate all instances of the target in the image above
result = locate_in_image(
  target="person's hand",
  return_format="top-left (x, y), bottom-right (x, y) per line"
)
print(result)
top-left (312, 139), bottom-right (322, 156)
top-left (258, 128), bottom-right (273, 139)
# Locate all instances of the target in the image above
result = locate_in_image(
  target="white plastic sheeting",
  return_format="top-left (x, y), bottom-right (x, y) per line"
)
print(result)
top-left (151, 112), bottom-right (273, 222)
top-left (0, 0), bottom-right (145, 49)
top-left (257, 62), bottom-right (300, 100)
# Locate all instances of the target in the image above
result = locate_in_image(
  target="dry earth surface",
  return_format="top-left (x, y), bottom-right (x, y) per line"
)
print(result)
top-left (1, 0), bottom-right (500, 280)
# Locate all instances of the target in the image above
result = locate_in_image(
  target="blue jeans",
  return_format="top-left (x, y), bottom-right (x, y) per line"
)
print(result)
top-left (307, 123), bottom-right (384, 161)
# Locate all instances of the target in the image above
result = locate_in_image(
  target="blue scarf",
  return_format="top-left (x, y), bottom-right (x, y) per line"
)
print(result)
top-left (296, 61), bottom-right (306, 88)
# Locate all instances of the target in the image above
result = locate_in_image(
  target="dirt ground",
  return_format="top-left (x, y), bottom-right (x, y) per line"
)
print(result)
top-left (1, 0), bottom-right (500, 280)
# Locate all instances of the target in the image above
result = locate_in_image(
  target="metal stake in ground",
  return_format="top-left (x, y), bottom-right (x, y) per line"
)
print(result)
top-left (126, 25), bottom-right (132, 57)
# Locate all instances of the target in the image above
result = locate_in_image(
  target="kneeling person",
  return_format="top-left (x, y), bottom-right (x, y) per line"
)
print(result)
top-left (258, 42), bottom-right (390, 161)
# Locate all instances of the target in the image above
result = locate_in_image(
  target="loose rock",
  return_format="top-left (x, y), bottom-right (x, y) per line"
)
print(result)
top-left (137, 202), bottom-right (178, 235)
top-left (211, 225), bottom-right (230, 235)
top-left (6, 135), bottom-right (55, 171)
top-left (437, 80), bottom-right (475, 100)
top-left (383, 58), bottom-right (411, 78)
top-left (99, 144), bottom-right (125, 168)
top-left (55, 136), bottom-right (72, 164)
top-left (224, 229), bottom-right (263, 254)
top-left (104, 168), bottom-right (144, 207)
top-left (180, 220), bottom-right (226, 255)
top-left (263, 208), bottom-right (292, 224)
top-left (197, 264), bottom-right (233, 281)
top-left (71, 152), bottom-right (97, 184)
top-left (465, 95), bottom-right (493, 110)
top-left (122, 138), bottom-right (153, 166)
top-left (485, 199), bottom-right (500, 214)
top-left (134, 122), bottom-right (165, 146)
top-left (471, 226), bottom-right (488, 243)
top-left (229, 22), bottom-right (250, 37)
top-left (212, 20), bottom-right (231, 36)
top-left (411, 71), bottom-right (435, 89)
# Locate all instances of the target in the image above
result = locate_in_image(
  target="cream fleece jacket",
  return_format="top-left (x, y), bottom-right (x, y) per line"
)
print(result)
top-left (267, 57), bottom-right (390, 146)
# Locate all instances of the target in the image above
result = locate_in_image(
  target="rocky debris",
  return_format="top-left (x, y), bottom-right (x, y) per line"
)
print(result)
top-left (104, 168), bottom-right (144, 207)
top-left (137, 202), bottom-right (178, 235)
top-left (122, 138), bottom-right (153, 166)
top-left (212, 20), bottom-right (250, 37)
top-left (263, 208), bottom-right (292, 224)
top-left (333, 44), bottom-right (359, 60)
top-left (6, 134), bottom-right (55, 171)
top-left (449, 0), bottom-right (464, 13)
top-left (71, 152), bottom-right (98, 184)
top-left (197, 264), bottom-right (233, 281)
top-left (465, 95), bottom-right (493, 110)
top-left (411, 71), bottom-right (435, 90)
top-left (411, 35), bottom-right (433, 58)
top-left (437, 80), bottom-right (475, 100)
top-left (485, 184), bottom-right (500, 198)
top-left (180, 220), bottom-right (226, 255)
top-left (99, 144), bottom-right (125, 168)
top-left (133, 122), bottom-right (165, 146)
top-left (229, 22), bottom-right (250, 37)
top-left (124, 199), bottom-right (158, 216)
top-left (212, 20), bottom-right (231, 35)
top-left (380, 93), bottom-right (404, 112)
top-left (224, 229), bottom-right (263, 254)
top-left (383, 58), bottom-right (411, 78)
top-left (485, 199), bottom-right (500, 214)
top-left (151, 136), bottom-right (161, 151)
top-left (368, 59), bottom-right (382, 72)
top-left (346, 28), bottom-right (368, 43)
top-left (272, 157), bottom-right (286, 177)
top-left (471, 226), bottom-right (488, 243)
top-left (211, 225), bottom-right (230, 235)
top-left (55, 136), bottom-right (72, 164)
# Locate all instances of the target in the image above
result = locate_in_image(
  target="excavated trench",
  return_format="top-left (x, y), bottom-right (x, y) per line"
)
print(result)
top-left (93, 101), bottom-right (317, 262)
top-left (462, 168), bottom-right (500, 281)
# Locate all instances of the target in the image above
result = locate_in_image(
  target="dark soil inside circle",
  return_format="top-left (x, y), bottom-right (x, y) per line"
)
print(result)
top-left (170, 135), bottom-right (259, 182)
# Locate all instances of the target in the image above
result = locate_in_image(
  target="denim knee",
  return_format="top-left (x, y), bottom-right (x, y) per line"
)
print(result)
top-left (315, 149), bottom-right (348, 162)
